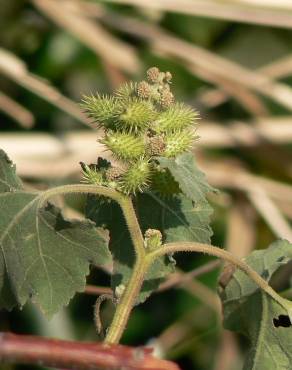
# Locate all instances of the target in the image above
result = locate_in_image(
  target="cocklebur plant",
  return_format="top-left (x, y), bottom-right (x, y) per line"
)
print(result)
top-left (0, 67), bottom-right (291, 370)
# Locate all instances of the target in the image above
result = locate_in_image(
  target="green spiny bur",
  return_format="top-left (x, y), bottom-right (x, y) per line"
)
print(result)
top-left (117, 99), bottom-right (156, 133)
top-left (81, 94), bottom-right (118, 129)
top-left (80, 162), bottom-right (105, 185)
top-left (153, 103), bottom-right (198, 133)
top-left (119, 159), bottom-right (151, 195)
top-left (115, 82), bottom-right (137, 101)
top-left (163, 130), bottom-right (195, 157)
top-left (102, 132), bottom-right (146, 161)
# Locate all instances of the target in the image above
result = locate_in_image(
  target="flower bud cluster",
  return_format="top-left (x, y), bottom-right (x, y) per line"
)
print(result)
top-left (81, 67), bottom-right (199, 196)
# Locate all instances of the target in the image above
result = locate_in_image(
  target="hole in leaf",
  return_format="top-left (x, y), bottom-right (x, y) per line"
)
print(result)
top-left (261, 269), bottom-right (269, 279)
top-left (273, 315), bottom-right (291, 328)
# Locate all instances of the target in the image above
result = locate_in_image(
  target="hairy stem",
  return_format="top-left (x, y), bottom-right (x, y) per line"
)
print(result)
top-left (40, 183), bottom-right (123, 204)
top-left (147, 242), bottom-right (289, 310)
top-left (118, 196), bottom-right (146, 259)
top-left (105, 257), bottom-right (150, 344)
top-left (39, 184), bottom-right (145, 259)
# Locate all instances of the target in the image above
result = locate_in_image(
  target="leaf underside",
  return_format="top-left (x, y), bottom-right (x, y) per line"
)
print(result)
top-left (220, 240), bottom-right (292, 370)
top-left (0, 150), bottom-right (111, 317)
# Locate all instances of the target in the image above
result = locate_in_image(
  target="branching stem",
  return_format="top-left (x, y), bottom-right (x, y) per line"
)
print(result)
top-left (38, 184), bottom-right (291, 343)
top-left (39, 184), bottom-right (145, 259)
top-left (147, 242), bottom-right (290, 312)
top-left (106, 241), bottom-right (292, 344)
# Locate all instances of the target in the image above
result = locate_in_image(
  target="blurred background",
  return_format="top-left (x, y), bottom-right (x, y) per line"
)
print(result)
top-left (1, 1), bottom-right (292, 369)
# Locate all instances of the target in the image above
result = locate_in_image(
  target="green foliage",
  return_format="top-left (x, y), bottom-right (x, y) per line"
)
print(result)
top-left (0, 150), bottom-right (112, 317)
top-left (151, 168), bottom-right (181, 196)
top-left (138, 192), bottom-right (213, 244)
top-left (158, 153), bottom-right (216, 203)
top-left (220, 240), bottom-right (292, 369)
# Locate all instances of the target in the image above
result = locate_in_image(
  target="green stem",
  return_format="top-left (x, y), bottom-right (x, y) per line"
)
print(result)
top-left (105, 240), bottom-right (292, 344)
top-left (39, 184), bottom-right (123, 204)
top-left (104, 257), bottom-right (150, 344)
top-left (118, 196), bottom-right (146, 260)
top-left (39, 184), bottom-right (145, 259)
top-left (147, 242), bottom-right (289, 311)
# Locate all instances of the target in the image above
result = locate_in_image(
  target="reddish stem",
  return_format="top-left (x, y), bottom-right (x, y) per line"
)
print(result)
top-left (0, 332), bottom-right (180, 370)
top-left (84, 284), bottom-right (113, 296)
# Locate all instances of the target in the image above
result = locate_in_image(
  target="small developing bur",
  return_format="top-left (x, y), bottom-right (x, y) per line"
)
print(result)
top-left (146, 135), bottom-right (166, 156)
top-left (81, 94), bottom-right (118, 129)
top-left (144, 229), bottom-right (163, 250)
top-left (80, 162), bottom-right (104, 185)
top-left (160, 89), bottom-right (174, 108)
top-left (137, 81), bottom-right (152, 99)
top-left (146, 67), bottom-right (161, 83)
top-left (105, 166), bottom-right (124, 182)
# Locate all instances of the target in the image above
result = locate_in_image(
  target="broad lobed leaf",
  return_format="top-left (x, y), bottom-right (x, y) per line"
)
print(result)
top-left (0, 150), bottom-right (112, 317)
top-left (220, 240), bottom-right (292, 370)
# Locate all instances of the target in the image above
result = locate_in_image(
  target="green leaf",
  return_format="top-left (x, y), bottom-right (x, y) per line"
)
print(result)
top-left (86, 191), bottom-right (213, 304)
top-left (0, 150), bottom-right (112, 317)
top-left (138, 192), bottom-right (213, 244)
top-left (158, 153), bottom-right (215, 203)
top-left (220, 240), bottom-right (292, 369)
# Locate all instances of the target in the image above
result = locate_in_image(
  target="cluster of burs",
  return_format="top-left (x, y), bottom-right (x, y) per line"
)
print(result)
top-left (81, 67), bottom-right (198, 196)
